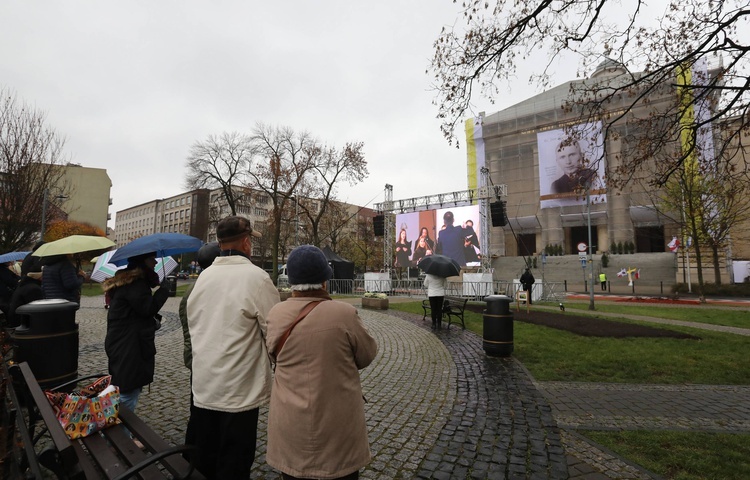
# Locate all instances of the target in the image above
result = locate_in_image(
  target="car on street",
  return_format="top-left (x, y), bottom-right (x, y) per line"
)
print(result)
top-left (176, 271), bottom-right (190, 279)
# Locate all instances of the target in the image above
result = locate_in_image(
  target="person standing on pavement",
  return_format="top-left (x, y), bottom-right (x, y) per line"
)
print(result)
top-left (520, 268), bottom-right (535, 305)
top-left (599, 272), bottom-right (607, 291)
top-left (265, 245), bottom-right (377, 480)
top-left (178, 241), bottom-right (220, 460)
top-left (424, 273), bottom-right (447, 330)
top-left (102, 252), bottom-right (170, 412)
top-left (186, 216), bottom-right (279, 479)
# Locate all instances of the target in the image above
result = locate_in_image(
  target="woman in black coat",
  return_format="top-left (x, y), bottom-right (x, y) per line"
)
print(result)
top-left (102, 252), bottom-right (169, 412)
top-left (6, 255), bottom-right (44, 328)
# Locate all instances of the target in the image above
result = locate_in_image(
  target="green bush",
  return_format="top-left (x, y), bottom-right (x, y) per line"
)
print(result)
top-left (673, 282), bottom-right (750, 297)
top-left (617, 241), bottom-right (624, 254)
top-left (610, 241), bottom-right (617, 253)
top-left (601, 252), bottom-right (609, 268)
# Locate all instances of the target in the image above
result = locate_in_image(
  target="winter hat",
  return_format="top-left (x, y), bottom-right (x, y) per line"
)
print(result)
top-left (286, 245), bottom-right (332, 285)
top-left (196, 242), bottom-right (220, 269)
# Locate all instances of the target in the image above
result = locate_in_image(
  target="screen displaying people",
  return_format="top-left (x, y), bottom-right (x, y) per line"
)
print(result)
top-left (395, 205), bottom-right (480, 271)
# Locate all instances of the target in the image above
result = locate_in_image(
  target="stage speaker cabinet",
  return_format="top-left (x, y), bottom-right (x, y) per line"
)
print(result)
top-left (373, 214), bottom-right (385, 236)
top-left (490, 201), bottom-right (507, 227)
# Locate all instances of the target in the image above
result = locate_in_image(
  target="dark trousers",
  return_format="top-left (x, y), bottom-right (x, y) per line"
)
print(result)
top-left (601, 281), bottom-right (607, 291)
top-left (282, 471), bottom-right (359, 480)
top-left (190, 406), bottom-right (259, 480)
top-left (429, 295), bottom-right (444, 328)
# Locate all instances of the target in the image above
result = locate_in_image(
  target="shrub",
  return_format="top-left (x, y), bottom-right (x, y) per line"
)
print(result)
top-left (617, 241), bottom-right (624, 254)
top-left (601, 252), bottom-right (609, 268)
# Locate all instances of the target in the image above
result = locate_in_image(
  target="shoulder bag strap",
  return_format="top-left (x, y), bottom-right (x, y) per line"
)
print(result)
top-left (273, 300), bottom-right (324, 359)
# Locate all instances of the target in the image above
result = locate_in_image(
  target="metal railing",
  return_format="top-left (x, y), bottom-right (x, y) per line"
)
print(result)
top-left (282, 278), bottom-right (568, 303)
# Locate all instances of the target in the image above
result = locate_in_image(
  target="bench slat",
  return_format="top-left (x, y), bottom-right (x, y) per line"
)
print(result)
top-left (18, 362), bottom-right (79, 467)
top-left (103, 423), bottom-right (165, 480)
top-left (119, 407), bottom-right (199, 479)
top-left (14, 362), bottom-right (204, 480)
top-left (84, 432), bottom-right (130, 479)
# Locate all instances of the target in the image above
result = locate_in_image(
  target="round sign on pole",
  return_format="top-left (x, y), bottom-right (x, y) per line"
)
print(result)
top-left (577, 242), bottom-right (587, 253)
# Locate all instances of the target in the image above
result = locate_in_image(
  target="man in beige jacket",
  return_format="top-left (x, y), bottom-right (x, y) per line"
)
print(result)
top-left (266, 245), bottom-right (378, 480)
top-left (187, 216), bottom-right (279, 479)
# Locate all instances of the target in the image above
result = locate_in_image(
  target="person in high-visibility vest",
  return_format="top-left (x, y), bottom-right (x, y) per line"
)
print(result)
top-left (599, 272), bottom-right (607, 291)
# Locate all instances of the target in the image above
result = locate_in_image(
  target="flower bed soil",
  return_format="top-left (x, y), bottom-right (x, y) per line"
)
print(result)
top-left (463, 304), bottom-right (700, 339)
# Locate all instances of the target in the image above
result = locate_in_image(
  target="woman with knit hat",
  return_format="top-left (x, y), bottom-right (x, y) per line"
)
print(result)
top-left (265, 245), bottom-right (378, 480)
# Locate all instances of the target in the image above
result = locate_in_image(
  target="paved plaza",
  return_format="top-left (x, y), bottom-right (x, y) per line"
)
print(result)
top-left (72, 295), bottom-right (750, 479)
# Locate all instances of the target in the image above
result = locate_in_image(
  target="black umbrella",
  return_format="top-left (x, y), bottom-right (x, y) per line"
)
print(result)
top-left (417, 254), bottom-right (461, 278)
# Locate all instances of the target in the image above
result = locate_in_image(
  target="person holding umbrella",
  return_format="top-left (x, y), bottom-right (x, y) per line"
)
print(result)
top-left (424, 272), bottom-right (447, 330)
top-left (41, 254), bottom-right (88, 303)
top-left (102, 252), bottom-right (170, 412)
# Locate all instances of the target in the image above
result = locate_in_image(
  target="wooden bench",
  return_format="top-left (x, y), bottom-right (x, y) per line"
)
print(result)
top-left (421, 296), bottom-right (468, 329)
top-left (11, 361), bottom-right (204, 480)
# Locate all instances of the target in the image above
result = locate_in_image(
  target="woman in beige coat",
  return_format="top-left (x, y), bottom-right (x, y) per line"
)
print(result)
top-left (266, 245), bottom-right (378, 480)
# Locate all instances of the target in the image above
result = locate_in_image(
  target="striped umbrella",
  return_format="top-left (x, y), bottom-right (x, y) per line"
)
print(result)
top-left (90, 249), bottom-right (178, 283)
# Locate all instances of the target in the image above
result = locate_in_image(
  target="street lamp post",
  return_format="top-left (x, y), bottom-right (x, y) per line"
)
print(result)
top-left (587, 188), bottom-right (595, 311)
top-left (40, 188), bottom-right (67, 240)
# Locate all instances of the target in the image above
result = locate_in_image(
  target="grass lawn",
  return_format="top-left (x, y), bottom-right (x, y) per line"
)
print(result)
top-left (390, 301), bottom-right (750, 385)
top-left (581, 430), bottom-right (750, 480)
top-left (391, 300), bottom-right (750, 479)
top-left (559, 302), bottom-right (750, 329)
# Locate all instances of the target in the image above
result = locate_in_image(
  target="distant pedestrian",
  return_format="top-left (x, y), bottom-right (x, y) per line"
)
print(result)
top-left (599, 272), bottom-right (607, 291)
top-left (265, 245), bottom-right (377, 480)
top-left (424, 273), bottom-right (447, 330)
top-left (520, 268), bottom-right (535, 305)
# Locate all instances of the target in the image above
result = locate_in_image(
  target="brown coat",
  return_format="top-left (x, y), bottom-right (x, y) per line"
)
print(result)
top-left (265, 296), bottom-right (378, 479)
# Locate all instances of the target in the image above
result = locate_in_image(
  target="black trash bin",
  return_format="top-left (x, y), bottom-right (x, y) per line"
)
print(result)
top-left (12, 299), bottom-right (80, 389)
top-left (483, 294), bottom-right (513, 357)
top-left (166, 275), bottom-right (177, 297)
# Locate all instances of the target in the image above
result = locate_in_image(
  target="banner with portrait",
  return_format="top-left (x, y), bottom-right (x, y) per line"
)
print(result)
top-left (537, 121), bottom-right (606, 209)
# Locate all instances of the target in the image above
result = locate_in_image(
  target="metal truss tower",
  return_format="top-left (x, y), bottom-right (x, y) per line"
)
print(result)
top-left (375, 183), bottom-right (507, 273)
top-left (382, 184), bottom-right (394, 273)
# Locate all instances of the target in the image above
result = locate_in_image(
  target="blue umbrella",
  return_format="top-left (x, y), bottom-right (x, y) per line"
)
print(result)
top-left (0, 251), bottom-right (30, 263)
top-left (109, 233), bottom-right (203, 266)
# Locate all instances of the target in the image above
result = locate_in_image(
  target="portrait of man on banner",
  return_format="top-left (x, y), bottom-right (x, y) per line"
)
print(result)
top-left (537, 121), bottom-right (606, 209)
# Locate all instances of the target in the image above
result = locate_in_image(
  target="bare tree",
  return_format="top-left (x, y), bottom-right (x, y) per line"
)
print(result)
top-left (185, 132), bottom-right (251, 215)
top-left (338, 213), bottom-right (382, 274)
top-left (0, 88), bottom-right (68, 251)
top-left (430, 1), bottom-right (750, 189)
top-left (246, 123), bottom-right (321, 279)
top-left (299, 142), bottom-right (369, 245)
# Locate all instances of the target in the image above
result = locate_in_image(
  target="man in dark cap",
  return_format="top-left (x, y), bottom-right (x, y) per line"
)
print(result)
top-left (186, 216), bottom-right (279, 479)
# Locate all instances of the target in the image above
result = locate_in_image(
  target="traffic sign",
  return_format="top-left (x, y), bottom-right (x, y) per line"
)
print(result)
top-left (577, 242), bottom-right (587, 253)
top-left (581, 258), bottom-right (587, 268)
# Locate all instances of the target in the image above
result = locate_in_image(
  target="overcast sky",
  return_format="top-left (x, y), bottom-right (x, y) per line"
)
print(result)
top-left (1, 1), bottom-right (571, 229)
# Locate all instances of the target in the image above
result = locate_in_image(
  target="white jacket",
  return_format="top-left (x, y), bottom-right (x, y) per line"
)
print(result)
top-left (424, 274), bottom-right (447, 297)
top-left (186, 255), bottom-right (280, 412)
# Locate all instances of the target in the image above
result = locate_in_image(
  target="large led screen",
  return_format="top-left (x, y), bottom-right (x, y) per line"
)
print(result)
top-left (537, 121), bottom-right (606, 209)
top-left (395, 204), bottom-right (481, 270)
